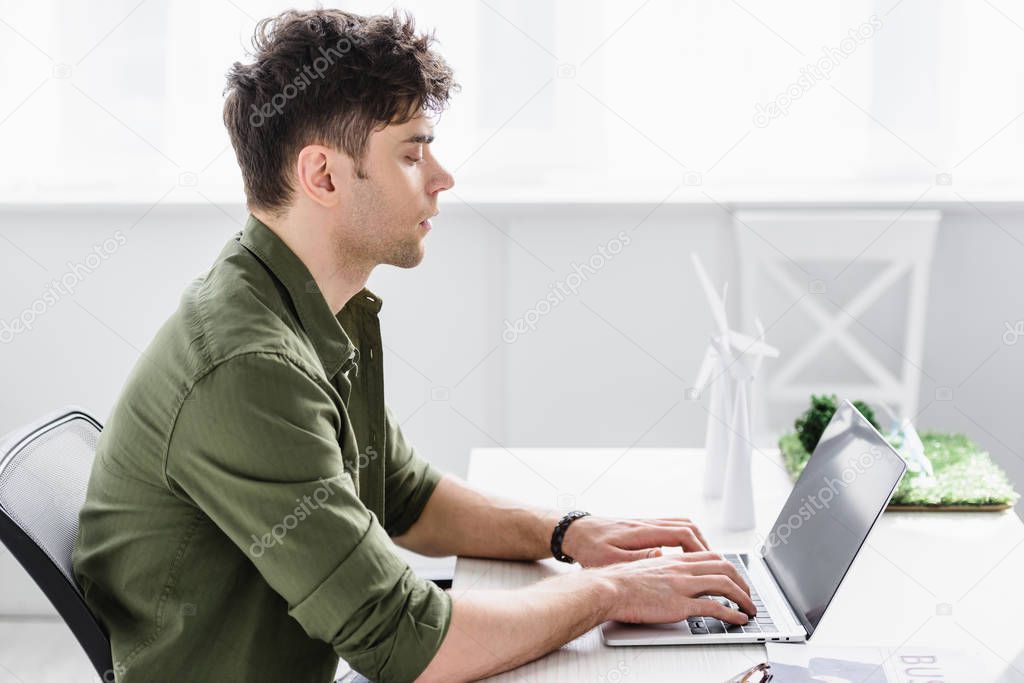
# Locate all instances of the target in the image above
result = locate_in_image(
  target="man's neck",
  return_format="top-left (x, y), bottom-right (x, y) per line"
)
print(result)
top-left (252, 208), bottom-right (372, 315)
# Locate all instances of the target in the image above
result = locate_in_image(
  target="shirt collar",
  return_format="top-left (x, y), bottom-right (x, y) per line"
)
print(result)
top-left (237, 214), bottom-right (383, 378)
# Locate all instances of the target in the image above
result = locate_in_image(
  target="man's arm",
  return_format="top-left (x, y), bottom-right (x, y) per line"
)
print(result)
top-left (393, 474), bottom-right (558, 561)
top-left (394, 474), bottom-right (714, 566)
top-left (169, 354), bottom-right (450, 682)
top-left (416, 553), bottom-right (757, 682)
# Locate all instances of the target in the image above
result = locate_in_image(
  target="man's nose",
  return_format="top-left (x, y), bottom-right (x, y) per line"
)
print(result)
top-left (431, 164), bottom-right (454, 194)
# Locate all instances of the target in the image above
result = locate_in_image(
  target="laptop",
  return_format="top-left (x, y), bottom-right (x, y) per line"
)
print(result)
top-left (601, 399), bottom-right (907, 646)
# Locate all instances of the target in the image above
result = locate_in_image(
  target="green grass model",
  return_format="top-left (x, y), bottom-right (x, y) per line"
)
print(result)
top-left (779, 395), bottom-right (1019, 509)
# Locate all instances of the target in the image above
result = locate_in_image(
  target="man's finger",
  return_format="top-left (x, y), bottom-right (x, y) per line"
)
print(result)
top-left (679, 573), bottom-right (761, 618)
top-left (689, 598), bottom-right (750, 625)
top-left (685, 575), bottom-right (756, 617)
top-left (638, 519), bottom-right (711, 550)
top-left (677, 551), bottom-right (723, 563)
top-left (674, 527), bottom-right (707, 552)
top-left (612, 548), bottom-right (663, 564)
top-left (678, 559), bottom-right (751, 596)
top-left (629, 525), bottom-right (707, 553)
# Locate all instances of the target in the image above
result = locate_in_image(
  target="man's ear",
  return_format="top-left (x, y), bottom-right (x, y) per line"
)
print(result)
top-left (294, 144), bottom-right (347, 208)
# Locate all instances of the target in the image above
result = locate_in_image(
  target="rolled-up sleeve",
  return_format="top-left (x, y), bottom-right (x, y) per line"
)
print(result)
top-left (383, 405), bottom-right (444, 538)
top-left (165, 351), bottom-right (452, 682)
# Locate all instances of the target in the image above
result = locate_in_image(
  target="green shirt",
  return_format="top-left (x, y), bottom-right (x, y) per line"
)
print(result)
top-left (72, 215), bottom-right (451, 683)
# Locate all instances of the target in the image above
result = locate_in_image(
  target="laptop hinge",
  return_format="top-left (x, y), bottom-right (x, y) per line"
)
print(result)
top-left (751, 551), bottom-right (810, 638)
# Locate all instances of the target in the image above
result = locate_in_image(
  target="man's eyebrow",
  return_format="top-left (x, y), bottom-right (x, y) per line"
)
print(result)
top-left (402, 133), bottom-right (435, 144)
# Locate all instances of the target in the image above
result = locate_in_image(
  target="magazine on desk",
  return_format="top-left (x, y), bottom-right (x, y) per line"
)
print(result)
top-left (725, 644), bottom-right (980, 682)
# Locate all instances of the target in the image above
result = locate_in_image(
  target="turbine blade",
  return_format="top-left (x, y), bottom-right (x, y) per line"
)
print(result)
top-left (690, 252), bottom-right (730, 342)
top-left (728, 330), bottom-right (779, 358)
top-left (694, 346), bottom-right (717, 392)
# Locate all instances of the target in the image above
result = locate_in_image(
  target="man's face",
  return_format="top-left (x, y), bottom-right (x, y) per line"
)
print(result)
top-left (333, 113), bottom-right (454, 269)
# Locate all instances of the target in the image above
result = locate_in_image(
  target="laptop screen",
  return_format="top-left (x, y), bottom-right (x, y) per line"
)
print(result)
top-left (761, 400), bottom-right (906, 636)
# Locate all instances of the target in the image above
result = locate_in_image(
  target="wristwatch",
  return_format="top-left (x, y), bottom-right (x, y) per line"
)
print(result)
top-left (550, 510), bottom-right (591, 563)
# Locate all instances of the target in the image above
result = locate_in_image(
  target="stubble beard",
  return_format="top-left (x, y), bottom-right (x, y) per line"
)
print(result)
top-left (346, 178), bottom-right (425, 270)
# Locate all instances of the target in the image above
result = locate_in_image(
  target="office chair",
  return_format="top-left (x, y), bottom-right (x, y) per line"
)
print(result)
top-left (0, 406), bottom-right (113, 680)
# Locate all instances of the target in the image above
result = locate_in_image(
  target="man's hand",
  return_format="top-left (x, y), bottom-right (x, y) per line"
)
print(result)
top-left (560, 515), bottom-right (711, 567)
top-left (417, 551), bottom-right (754, 682)
top-left (595, 552), bottom-right (756, 624)
top-left (393, 476), bottom-right (714, 569)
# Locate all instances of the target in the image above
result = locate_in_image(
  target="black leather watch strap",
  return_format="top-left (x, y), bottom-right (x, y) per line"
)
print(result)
top-left (550, 510), bottom-right (591, 563)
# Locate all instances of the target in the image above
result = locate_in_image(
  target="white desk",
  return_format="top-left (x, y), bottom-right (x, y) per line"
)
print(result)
top-left (453, 448), bottom-right (1024, 682)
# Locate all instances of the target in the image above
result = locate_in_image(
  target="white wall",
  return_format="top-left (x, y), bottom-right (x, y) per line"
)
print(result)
top-left (3, 200), bottom-right (1023, 483)
top-left (2, 200), bottom-right (1024, 613)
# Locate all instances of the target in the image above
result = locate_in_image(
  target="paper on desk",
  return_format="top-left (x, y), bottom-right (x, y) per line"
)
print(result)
top-left (765, 643), bottom-right (981, 682)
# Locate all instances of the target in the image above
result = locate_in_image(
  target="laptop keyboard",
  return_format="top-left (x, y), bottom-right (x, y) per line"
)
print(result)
top-left (684, 553), bottom-right (779, 636)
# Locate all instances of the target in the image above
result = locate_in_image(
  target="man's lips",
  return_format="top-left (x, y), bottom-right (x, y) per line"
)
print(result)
top-left (419, 211), bottom-right (437, 232)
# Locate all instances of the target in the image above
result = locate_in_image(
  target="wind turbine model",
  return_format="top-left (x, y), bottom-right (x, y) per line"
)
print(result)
top-left (721, 318), bottom-right (777, 530)
top-left (690, 254), bottom-right (778, 530)
top-left (691, 271), bottom-right (733, 502)
top-left (878, 403), bottom-right (934, 481)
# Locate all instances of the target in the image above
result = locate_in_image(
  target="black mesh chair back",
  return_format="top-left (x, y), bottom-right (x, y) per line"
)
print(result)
top-left (0, 407), bottom-right (112, 679)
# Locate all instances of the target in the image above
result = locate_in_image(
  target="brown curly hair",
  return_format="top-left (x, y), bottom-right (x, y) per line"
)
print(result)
top-left (223, 8), bottom-right (457, 213)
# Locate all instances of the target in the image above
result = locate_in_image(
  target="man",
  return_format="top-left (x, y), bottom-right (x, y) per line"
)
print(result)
top-left (73, 9), bottom-right (754, 683)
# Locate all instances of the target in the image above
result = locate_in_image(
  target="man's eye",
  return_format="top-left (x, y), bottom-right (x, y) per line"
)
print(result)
top-left (406, 156), bottom-right (424, 165)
